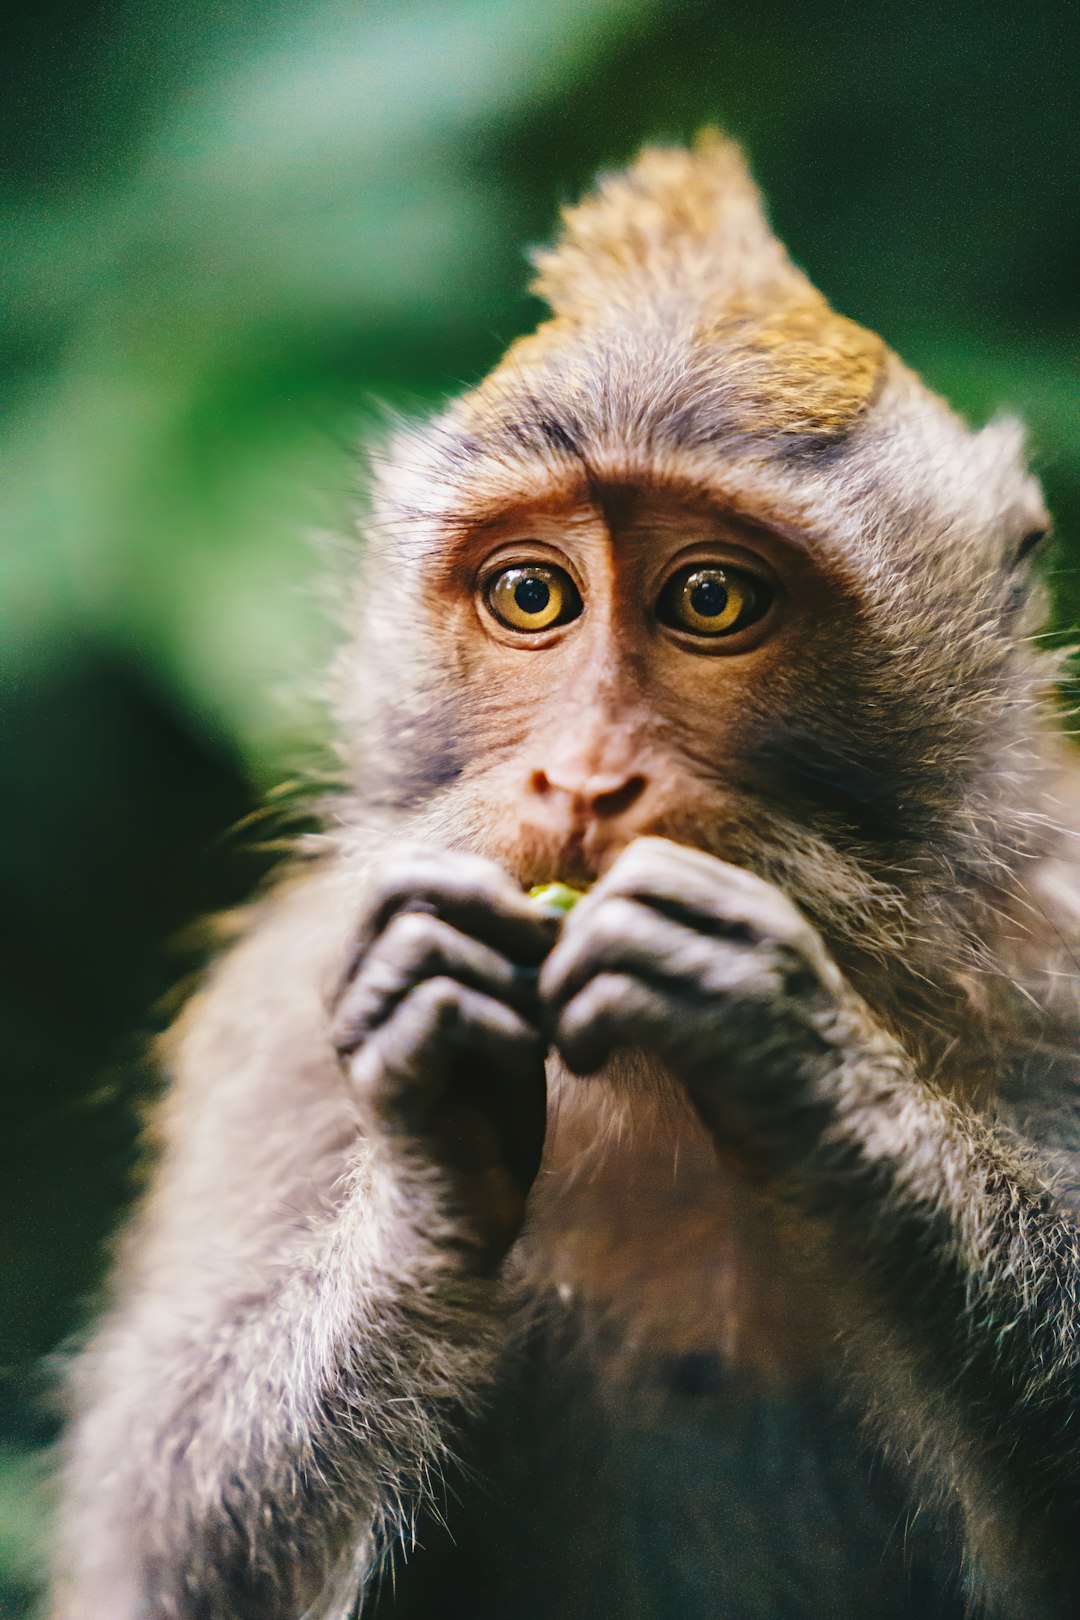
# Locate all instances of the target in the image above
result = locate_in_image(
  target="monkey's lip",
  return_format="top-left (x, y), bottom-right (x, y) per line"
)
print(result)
top-left (519, 857), bottom-right (597, 890)
top-left (517, 828), bottom-right (632, 889)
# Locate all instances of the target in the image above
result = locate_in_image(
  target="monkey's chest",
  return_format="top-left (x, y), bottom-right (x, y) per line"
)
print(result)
top-left (362, 1353), bottom-right (969, 1620)
top-left (364, 1087), bottom-right (970, 1619)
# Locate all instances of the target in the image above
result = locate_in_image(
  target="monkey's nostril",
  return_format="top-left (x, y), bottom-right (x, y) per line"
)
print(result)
top-left (593, 775), bottom-right (647, 819)
top-left (528, 767), bottom-right (648, 818)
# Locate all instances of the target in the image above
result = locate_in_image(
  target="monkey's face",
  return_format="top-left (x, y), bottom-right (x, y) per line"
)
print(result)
top-left (416, 485), bottom-right (877, 890)
top-left (347, 134), bottom-right (1052, 1009)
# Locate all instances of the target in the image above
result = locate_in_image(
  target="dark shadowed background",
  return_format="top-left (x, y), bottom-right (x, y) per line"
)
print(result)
top-left (2, 0), bottom-right (1077, 1608)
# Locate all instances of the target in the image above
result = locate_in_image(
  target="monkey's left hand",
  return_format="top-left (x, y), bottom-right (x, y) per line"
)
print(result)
top-left (540, 836), bottom-right (876, 1171)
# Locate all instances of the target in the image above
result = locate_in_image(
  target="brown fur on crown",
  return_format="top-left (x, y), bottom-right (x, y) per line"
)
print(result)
top-left (480, 129), bottom-right (886, 442)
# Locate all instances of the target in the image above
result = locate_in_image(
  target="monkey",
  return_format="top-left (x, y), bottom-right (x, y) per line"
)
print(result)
top-left (51, 130), bottom-right (1080, 1620)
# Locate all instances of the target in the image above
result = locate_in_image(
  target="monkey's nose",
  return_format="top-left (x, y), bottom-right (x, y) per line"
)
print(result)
top-left (528, 768), bottom-right (648, 820)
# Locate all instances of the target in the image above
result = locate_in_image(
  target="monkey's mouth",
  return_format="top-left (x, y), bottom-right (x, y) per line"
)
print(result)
top-left (519, 854), bottom-right (597, 891)
top-left (514, 824), bottom-right (641, 889)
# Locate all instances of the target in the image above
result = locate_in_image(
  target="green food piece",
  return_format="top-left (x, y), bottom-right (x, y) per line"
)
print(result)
top-left (527, 882), bottom-right (586, 914)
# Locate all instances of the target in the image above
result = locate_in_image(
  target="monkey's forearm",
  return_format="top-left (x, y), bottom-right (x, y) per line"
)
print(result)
top-left (541, 839), bottom-right (1080, 1610)
top-left (55, 1145), bottom-right (507, 1620)
top-left (796, 1029), bottom-right (1080, 1616)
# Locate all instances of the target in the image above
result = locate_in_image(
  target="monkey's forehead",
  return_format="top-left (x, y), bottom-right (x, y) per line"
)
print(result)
top-left (467, 295), bottom-right (888, 454)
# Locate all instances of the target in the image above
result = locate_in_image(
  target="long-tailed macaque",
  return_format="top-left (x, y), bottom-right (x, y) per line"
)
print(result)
top-left (53, 134), bottom-right (1080, 1620)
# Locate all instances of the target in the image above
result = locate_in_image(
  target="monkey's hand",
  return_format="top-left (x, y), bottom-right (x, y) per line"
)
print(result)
top-left (333, 848), bottom-right (553, 1266)
top-left (540, 835), bottom-right (861, 1171)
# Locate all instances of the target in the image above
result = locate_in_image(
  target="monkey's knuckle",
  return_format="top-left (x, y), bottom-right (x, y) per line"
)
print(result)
top-left (763, 937), bottom-right (825, 996)
top-left (778, 904), bottom-right (821, 954)
top-left (368, 848), bottom-right (445, 909)
top-left (574, 894), bottom-right (644, 952)
top-left (607, 893), bottom-right (654, 932)
top-left (383, 908), bottom-right (444, 970)
top-left (612, 837), bottom-right (676, 886)
top-left (582, 970), bottom-right (636, 1022)
top-left (333, 976), bottom-right (383, 1052)
top-left (409, 975), bottom-right (463, 1032)
top-left (730, 883), bottom-right (805, 941)
top-left (419, 845), bottom-right (503, 891)
top-left (768, 903), bottom-right (811, 948)
top-left (342, 1042), bottom-right (388, 1110)
top-left (368, 857), bottom-right (424, 910)
top-left (347, 950), bottom-right (403, 1015)
top-left (702, 950), bottom-right (779, 1008)
top-left (449, 848), bottom-right (507, 885)
top-left (332, 1010), bottom-right (363, 1062)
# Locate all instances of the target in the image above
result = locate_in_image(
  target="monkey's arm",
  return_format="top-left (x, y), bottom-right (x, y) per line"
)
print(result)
top-left (54, 852), bottom-right (550, 1620)
top-left (542, 837), bottom-right (1080, 1620)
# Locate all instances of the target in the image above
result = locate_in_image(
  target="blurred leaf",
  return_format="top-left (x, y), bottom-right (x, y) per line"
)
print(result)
top-left (0, 1444), bottom-right (51, 1598)
top-left (2, 0), bottom-right (661, 779)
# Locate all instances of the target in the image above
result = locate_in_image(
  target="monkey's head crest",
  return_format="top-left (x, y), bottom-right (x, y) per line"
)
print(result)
top-left (369, 129), bottom-right (1040, 576)
top-left (472, 129), bottom-right (887, 448)
top-left (521, 130), bottom-right (884, 440)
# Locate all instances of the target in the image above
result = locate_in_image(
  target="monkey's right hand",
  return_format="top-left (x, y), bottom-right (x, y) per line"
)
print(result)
top-left (331, 849), bottom-right (554, 1267)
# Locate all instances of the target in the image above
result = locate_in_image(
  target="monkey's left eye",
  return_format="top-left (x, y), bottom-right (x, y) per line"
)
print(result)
top-left (485, 564), bottom-right (582, 633)
top-left (657, 565), bottom-right (770, 638)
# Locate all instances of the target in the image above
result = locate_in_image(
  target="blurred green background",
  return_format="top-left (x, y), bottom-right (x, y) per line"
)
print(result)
top-left (2, 0), bottom-right (1077, 1609)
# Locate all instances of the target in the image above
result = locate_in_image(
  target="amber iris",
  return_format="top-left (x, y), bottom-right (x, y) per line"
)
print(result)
top-left (486, 564), bottom-right (581, 632)
top-left (657, 565), bottom-right (767, 637)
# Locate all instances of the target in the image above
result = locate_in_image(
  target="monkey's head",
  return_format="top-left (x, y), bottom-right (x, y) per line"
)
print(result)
top-left (341, 133), bottom-right (1053, 1021)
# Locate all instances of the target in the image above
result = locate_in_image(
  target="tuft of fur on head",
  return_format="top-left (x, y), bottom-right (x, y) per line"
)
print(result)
top-left (520, 129), bottom-right (886, 442)
top-left (530, 132), bottom-right (793, 314)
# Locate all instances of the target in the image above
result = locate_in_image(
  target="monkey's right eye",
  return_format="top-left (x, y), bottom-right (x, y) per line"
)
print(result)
top-left (484, 565), bottom-right (582, 633)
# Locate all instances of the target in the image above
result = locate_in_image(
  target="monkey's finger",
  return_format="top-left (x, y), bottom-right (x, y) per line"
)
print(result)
top-left (335, 911), bottom-right (539, 1056)
top-left (592, 836), bottom-right (822, 956)
top-left (606, 835), bottom-right (768, 896)
top-left (346, 977), bottom-right (545, 1129)
top-left (552, 972), bottom-right (681, 1076)
top-left (541, 896), bottom-right (706, 1012)
top-left (541, 892), bottom-right (797, 1019)
top-left (597, 836), bottom-right (795, 922)
top-left (359, 848), bottom-right (555, 966)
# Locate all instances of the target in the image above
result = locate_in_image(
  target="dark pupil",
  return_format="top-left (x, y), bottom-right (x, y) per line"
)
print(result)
top-left (514, 576), bottom-right (551, 615)
top-left (689, 576), bottom-right (728, 618)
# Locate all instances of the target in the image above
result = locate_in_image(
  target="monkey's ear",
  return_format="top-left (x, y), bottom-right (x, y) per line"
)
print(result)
top-left (1009, 525), bottom-right (1050, 572)
top-left (1010, 524), bottom-right (1049, 589)
top-left (998, 522), bottom-right (1048, 621)
top-left (967, 419), bottom-right (1050, 590)
top-left (998, 523), bottom-right (1050, 624)
top-left (1001, 468), bottom-right (1052, 580)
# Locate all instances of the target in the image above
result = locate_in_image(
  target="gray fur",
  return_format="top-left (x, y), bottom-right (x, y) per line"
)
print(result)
top-left (52, 138), bottom-right (1080, 1620)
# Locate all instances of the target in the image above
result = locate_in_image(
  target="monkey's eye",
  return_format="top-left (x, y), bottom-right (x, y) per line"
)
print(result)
top-left (485, 564), bottom-right (582, 633)
top-left (656, 565), bottom-right (769, 638)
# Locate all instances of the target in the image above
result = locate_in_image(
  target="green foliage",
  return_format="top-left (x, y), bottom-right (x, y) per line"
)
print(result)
top-left (2, 0), bottom-right (661, 778)
top-left (0, 1446), bottom-right (51, 1616)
